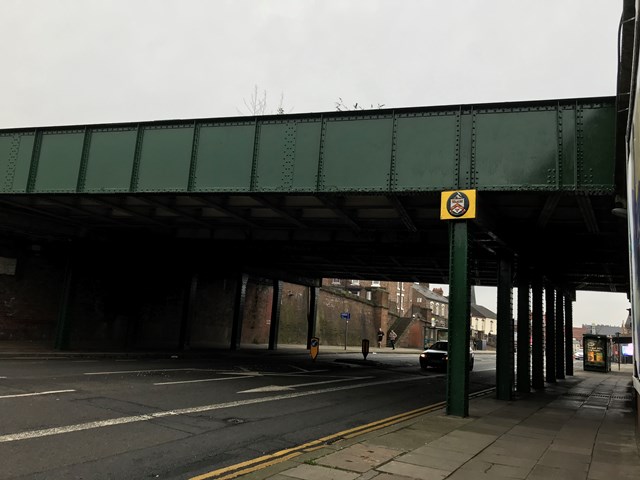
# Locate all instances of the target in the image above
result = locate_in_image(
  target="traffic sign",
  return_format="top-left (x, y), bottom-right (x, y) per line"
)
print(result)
top-left (341, 312), bottom-right (351, 320)
top-left (310, 337), bottom-right (319, 361)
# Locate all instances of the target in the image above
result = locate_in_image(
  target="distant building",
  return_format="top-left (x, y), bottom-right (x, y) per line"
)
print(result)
top-left (325, 280), bottom-right (498, 348)
top-left (471, 304), bottom-right (498, 341)
top-left (324, 279), bottom-right (415, 316)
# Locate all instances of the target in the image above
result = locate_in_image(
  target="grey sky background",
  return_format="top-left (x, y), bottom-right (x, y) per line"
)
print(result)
top-left (0, 0), bottom-right (629, 326)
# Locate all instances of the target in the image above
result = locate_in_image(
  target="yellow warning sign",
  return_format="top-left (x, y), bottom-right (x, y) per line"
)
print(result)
top-left (440, 190), bottom-right (476, 220)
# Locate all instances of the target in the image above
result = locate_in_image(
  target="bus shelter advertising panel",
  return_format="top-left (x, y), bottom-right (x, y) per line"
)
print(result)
top-left (583, 334), bottom-right (611, 372)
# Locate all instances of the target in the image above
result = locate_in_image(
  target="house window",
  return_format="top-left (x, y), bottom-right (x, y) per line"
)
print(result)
top-left (366, 291), bottom-right (372, 300)
top-left (435, 304), bottom-right (440, 315)
top-left (332, 278), bottom-right (341, 285)
top-left (442, 305), bottom-right (446, 317)
top-left (371, 280), bottom-right (380, 287)
top-left (417, 297), bottom-right (422, 303)
top-left (430, 301), bottom-right (434, 311)
top-left (351, 279), bottom-right (360, 286)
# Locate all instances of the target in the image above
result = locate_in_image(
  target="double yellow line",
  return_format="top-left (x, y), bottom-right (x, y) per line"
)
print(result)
top-left (190, 388), bottom-right (495, 480)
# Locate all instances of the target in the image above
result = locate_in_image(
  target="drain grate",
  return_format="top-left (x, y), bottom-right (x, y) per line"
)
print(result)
top-left (611, 395), bottom-right (633, 401)
top-left (564, 393), bottom-right (633, 402)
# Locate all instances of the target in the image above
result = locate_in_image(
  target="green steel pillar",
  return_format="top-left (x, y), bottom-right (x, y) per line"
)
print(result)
top-left (516, 267), bottom-right (531, 394)
top-left (268, 280), bottom-right (283, 350)
top-left (531, 275), bottom-right (544, 389)
top-left (54, 252), bottom-right (75, 351)
top-left (555, 289), bottom-right (565, 380)
top-left (565, 293), bottom-right (574, 376)
top-left (545, 284), bottom-right (556, 383)
top-left (230, 273), bottom-right (248, 350)
top-left (496, 254), bottom-right (514, 401)
top-left (446, 221), bottom-right (471, 417)
top-left (179, 273), bottom-right (198, 350)
top-left (307, 286), bottom-right (318, 349)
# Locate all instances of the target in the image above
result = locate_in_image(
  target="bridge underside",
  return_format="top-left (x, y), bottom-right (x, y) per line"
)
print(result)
top-left (0, 189), bottom-right (628, 292)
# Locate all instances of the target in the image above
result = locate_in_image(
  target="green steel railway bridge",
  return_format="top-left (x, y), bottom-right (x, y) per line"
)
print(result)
top-left (0, 95), bottom-right (629, 416)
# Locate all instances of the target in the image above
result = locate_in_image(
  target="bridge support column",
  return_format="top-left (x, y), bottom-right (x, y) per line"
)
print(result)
top-left (496, 254), bottom-right (514, 401)
top-left (516, 266), bottom-right (530, 394)
top-left (565, 292), bottom-right (574, 376)
top-left (555, 289), bottom-right (565, 380)
top-left (446, 221), bottom-right (471, 417)
top-left (230, 273), bottom-right (248, 350)
top-left (307, 286), bottom-right (318, 349)
top-left (545, 283), bottom-right (556, 383)
top-left (179, 273), bottom-right (198, 350)
top-left (54, 252), bottom-right (75, 351)
top-left (531, 275), bottom-right (544, 389)
top-left (268, 280), bottom-right (282, 350)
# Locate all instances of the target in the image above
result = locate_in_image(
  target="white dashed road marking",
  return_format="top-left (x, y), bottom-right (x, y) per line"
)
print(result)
top-left (0, 389), bottom-right (76, 399)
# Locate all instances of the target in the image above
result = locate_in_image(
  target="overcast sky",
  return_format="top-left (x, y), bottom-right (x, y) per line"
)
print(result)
top-left (0, 0), bottom-right (629, 325)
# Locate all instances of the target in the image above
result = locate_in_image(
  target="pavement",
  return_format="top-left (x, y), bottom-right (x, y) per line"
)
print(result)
top-left (1, 342), bottom-right (638, 480)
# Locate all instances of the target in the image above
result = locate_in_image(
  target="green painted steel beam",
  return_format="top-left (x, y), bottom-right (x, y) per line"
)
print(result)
top-left (531, 275), bottom-right (545, 389)
top-left (0, 98), bottom-right (616, 195)
top-left (446, 221), bottom-right (471, 417)
top-left (496, 255), bottom-right (514, 401)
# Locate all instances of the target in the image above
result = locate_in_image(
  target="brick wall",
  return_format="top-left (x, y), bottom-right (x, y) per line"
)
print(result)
top-left (0, 251), bottom-right (64, 343)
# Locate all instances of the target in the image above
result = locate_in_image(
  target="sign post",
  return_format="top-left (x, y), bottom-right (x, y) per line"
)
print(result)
top-left (362, 339), bottom-right (370, 359)
top-left (309, 337), bottom-right (319, 361)
top-left (341, 312), bottom-right (351, 350)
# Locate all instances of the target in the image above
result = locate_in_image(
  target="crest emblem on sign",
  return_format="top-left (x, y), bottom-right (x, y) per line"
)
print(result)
top-left (447, 191), bottom-right (469, 217)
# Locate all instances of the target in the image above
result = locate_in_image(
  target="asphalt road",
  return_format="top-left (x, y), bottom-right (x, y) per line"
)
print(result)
top-left (0, 351), bottom-right (497, 479)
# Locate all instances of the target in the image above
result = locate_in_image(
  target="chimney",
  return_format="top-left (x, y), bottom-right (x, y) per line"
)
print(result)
top-left (433, 287), bottom-right (444, 296)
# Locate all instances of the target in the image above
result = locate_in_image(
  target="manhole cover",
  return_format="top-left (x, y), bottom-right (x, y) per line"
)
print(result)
top-left (226, 418), bottom-right (245, 425)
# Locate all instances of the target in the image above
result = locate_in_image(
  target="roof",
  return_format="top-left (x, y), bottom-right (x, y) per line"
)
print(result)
top-left (580, 324), bottom-right (623, 336)
top-left (471, 304), bottom-right (497, 319)
top-left (412, 284), bottom-right (448, 303)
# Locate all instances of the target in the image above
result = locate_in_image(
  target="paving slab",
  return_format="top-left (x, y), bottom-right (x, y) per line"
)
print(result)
top-left (316, 443), bottom-right (402, 473)
top-left (410, 444), bottom-right (475, 460)
top-left (426, 430), bottom-right (497, 454)
top-left (527, 464), bottom-right (588, 480)
top-left (376, 459), bottom-right (450, 480)
top-left (508, 424), bottom-right (559, 440)
top-left (588, 460), bottom-right (640, 480)
top-left (547, 440), bottom-right (593, 456)
top-left (360, 473), bottom-right (415, 480)
top-left (366, 428), bottom-right (442, 450)
top-left (458, 457), bottom-right (532, 478)
top-left (538, 450), bottom-right (590, 471)
top-left (275, 464), bottom-right (359, 480)
top-left (397, 448), bottom-right (470, 471)
top-left (473, 452), bottom-right (537, 470)
top-left (483, 434), bottom-right (551, 459)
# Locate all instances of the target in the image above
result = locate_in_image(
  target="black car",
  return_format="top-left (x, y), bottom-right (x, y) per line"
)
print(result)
top-left (419, 340), bottom-right (474, 371)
